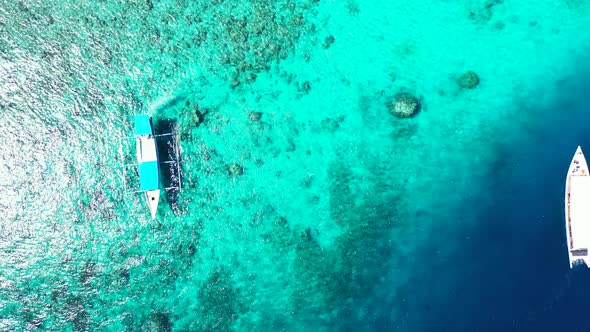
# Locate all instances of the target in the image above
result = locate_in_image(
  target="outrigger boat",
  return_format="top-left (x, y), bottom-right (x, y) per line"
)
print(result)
top-left (120, 114), bottom-right (181, 220)
top-left (565, 146), bottom-right (590, 268)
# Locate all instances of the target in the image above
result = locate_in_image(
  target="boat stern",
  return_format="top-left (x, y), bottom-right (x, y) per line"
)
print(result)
top-left (570, 249), bottom-right (590, 268)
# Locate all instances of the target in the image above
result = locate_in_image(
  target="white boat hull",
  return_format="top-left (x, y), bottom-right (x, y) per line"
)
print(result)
top-left (565, 146), bottom-right (590, 268)
top-left (135, 115), bottom-right (161, 220)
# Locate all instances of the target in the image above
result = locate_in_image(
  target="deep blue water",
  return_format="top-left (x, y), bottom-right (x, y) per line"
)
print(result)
top-left (397, 61), bottom-right (590, 332)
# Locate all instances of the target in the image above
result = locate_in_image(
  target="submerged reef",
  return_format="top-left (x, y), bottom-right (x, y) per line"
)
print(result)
top-left (192, 105), bottom-right (210, 127)
top-left (190, 0), bottom-right (319, 87)
top-left (0, 0), bottom-right (420, 330)
top-left (196, 267), bottom-right (246, 331)
top-left (145, 312), bottom-right (172, 332)
top-left (227, 163), bottom-right (244, 176)
top-left (389, 93), bottom-right (422, 118)
top-left (323, 35), bottom-right (336, 48)
top-left (457, 70), bottom-right (480, 89)
top-left (248, 111), bottom-right (263, 122)
top-left (321, 116), bottom-right (345, 132)
top-left (468, 0), bottom-right (505, 23)
top-left (281, 160), bottom-right (408, 329)
top-left (0, 0), bottom-right (322, 119)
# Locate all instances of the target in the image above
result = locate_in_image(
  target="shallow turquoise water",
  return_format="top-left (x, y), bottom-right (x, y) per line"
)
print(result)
top-left (1, 0), bottom-right (590, 330)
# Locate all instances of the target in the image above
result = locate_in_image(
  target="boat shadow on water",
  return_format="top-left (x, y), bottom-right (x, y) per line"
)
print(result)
top-left (155, 118), bottom-right (183, 215)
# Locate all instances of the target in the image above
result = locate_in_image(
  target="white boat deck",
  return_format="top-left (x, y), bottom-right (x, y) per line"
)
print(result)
top-left (565, 146), bottom-right (590, 268)
top-left (136, 136), bottom-right (158, 163)
top-left (569, 177), bottom-right (590, 245)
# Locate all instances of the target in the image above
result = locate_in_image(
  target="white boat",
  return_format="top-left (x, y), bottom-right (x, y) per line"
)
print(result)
top-left (119, 114), bottom-right (182, 220)
top-left (135, 115), bottom-right (161, 219)
top-left (565, 146), bottom-right (590, 268)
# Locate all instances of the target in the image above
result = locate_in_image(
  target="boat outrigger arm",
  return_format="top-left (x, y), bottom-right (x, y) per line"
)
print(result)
top-left (135, 115), bottom-right (161, 219)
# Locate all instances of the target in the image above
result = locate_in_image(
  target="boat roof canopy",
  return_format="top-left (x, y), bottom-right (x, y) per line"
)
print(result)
top-left (139, 161), bottom-right (159, 191)
top-left (135, 115), bottom-right (153, 136)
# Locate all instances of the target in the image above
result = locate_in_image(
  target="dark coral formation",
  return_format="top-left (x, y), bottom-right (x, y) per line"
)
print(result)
top-left (248, 111), bottom-right (263, 122)
top-left (323, 35), bottom-right (335, 48)
top-left (457, 70), bottom-right (480, 89)
top-left (284, 160), bottom-right (408, 329)
top-left (0, 0), bottom-right (321, 120)
top-left (299, 81), bottom-right (311, 94)
top-left (227, 163), bottom-right (244, 176)
top-left (389, 93), bottom-right (421, 118)
top-left (65, 297), bottom-right (89, 331)
top-left (197, 267), bottom-right (245, 331)
top-left (145, 312), bottom-right (172, 332)
top-left (468, 0), bottom-right (505, 23)
top-left (321, 116), bottom-right (345, 132)
top-left (193, 0), bottom-right (319, 86)
top-left (192, 106), bottom-right (210, 127)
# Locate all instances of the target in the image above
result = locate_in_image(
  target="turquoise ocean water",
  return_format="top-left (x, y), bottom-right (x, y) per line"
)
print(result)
top-left (2, 0), bottom-right (590, 330)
